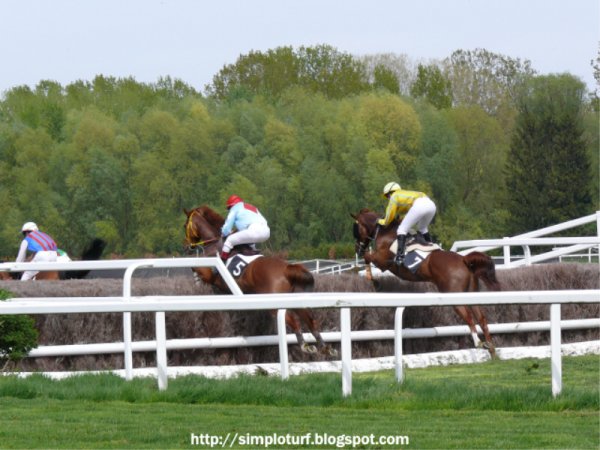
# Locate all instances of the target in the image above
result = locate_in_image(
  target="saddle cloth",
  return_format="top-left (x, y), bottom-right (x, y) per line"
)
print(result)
top-left (224, 254), bottom-right (263, 277)
top-left (389, 237), bottom-right (441, 273)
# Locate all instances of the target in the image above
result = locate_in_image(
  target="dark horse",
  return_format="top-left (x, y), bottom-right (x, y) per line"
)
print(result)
top-left (0, 238), bottom-right (106, 281)
top-left (351, 208), bottom-right (500, 356)
top-left (183, 205), bottom-right (337, 356)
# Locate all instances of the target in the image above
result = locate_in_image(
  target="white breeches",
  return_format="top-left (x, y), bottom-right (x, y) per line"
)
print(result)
top-left (397, 196), bottom-right (437, 236)
top-left (21, 251), bottom-right (57, 281)
top-left (223, 222), bottom-right (270, 253)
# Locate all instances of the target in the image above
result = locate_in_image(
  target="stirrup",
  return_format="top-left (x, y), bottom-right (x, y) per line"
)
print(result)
top-left (394, 253), bottom-right (404, 265)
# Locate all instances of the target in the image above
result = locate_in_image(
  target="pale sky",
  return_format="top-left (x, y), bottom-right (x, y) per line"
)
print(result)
top-left (1, 0), bottom-right (598, 96)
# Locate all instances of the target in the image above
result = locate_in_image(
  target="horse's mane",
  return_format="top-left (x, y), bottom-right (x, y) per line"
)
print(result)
top-left (194, 205), bottom-right (225, 229)
top-left (355, 208), bottom-right (399, 231)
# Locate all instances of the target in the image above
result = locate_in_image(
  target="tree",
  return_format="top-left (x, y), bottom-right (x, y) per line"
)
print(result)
top-left (206, 45), bottom-right (370, 101)
top-left (444, 49), bottom-right (535, 118)
top-left (354, 93), bottom-right (422, 181)
top-left (372, 64), bottom-right (400, 94)
top-left (410, 64), bottom-right (452, 109)
top-left (505, 74), bottom-right (592, 233)
top-left (360, 53), bottom-right (417, 96)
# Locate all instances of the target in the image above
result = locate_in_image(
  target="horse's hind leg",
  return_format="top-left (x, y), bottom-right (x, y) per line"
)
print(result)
top-left (293, 309), bottom-right (338, 357)
top-left (453, 305), bottom-right (482, 348)
top-left (285, 312), bottom-right (317, 353)
top-left (470, 305), bottom-right (496, 358)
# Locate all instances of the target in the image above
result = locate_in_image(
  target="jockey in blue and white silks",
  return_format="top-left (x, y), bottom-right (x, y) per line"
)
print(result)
top-left (16, 222), bottom-right (58, 280)
top-left (220, 195), bottom-right (270, 261)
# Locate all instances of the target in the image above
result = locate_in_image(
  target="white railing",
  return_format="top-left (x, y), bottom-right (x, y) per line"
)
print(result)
top-left (451, 211), bottom-right (600, 268)
top-left (1, 259), bottom-right (598, 397)
top-left (0, 257), bottom-right (242, 383)
top-left (27, 318), bottom-right (600, 356)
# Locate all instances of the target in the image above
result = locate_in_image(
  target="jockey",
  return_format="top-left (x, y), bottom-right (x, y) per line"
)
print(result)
top-left (220, 195), bottom-right (270, 262)
top-left (377, 182), bottom-right (437, 265)
top-left (16, 222), bottom-right (59, 281)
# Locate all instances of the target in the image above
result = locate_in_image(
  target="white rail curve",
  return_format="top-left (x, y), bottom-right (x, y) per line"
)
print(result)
top-left (1, 259), bottom-right (598, 398)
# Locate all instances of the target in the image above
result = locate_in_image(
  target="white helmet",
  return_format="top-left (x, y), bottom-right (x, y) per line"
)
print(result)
top-left (382, 182), bottom-right (401, 196)
top-left (21, 222), bottom-right (38, 233)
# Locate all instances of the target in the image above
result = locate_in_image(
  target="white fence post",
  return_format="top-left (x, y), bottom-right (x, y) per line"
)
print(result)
top-left (394, 307), bottom-right (405, 383)
top-left (341, 308), bottom-right (352, 397)
top-left (122, 265), bottom-right (137, 381)
top-left (277, 309), bottom-right (289, 380)
top-left (155, 312), bottom-right (168, 390)
top-left (550, 304), bottom-right (562, 397)
top-left (503, 237), bottom-right (511, 266)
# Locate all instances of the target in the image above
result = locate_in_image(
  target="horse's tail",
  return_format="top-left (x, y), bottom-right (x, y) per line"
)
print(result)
top-left (62, 238), bottom-right (107, 280)
top-left (285, 263), bottom-right (315, 293)
top-left (463, 251), bottom-right (501, 291)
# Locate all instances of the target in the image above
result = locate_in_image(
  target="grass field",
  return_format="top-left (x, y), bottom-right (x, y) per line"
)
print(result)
top-left (0, 355), bottom-right (598, 449)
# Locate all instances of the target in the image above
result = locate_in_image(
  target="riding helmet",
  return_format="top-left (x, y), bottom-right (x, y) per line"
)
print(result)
top-left (21, 222), bottom-right (39, 233)
top-left (382, 182), bottom-right (401, 197)
top-left (226, 195), bottom-right (243, 209)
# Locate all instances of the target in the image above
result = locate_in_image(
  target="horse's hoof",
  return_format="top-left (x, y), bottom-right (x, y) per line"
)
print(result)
top-left (372, 280), bottom-right (382, 292)
top-left (321, 345), bottom-right (339, 357)
top-left (483, 342), bottom-right (498, 358)
top-left (301, 343), bottom-right (318, 354)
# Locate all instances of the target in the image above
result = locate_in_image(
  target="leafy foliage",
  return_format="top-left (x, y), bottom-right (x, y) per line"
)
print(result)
top-left (0, 46), bottom-right (597, 257)
top-left (505, 75), bottom-right (593, 233)
top-left (0, 290), bottom-right (39, 364)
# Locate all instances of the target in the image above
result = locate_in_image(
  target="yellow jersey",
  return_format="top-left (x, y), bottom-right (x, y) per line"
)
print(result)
top-left (377, 189), bottom-right (426, 226)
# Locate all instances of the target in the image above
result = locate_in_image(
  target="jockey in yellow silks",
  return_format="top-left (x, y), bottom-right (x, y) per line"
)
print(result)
top-left (377, 182), bottom-right (437, 265)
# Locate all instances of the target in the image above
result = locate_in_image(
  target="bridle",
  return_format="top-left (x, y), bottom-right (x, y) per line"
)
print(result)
top-left (184, 210), bottom-right (221, 256)
top-left (354, 219), bottom-right (379, 257)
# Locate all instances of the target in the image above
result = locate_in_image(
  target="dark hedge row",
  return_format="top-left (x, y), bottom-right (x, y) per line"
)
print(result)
top-left (0, 263), bottom-right (598, 371)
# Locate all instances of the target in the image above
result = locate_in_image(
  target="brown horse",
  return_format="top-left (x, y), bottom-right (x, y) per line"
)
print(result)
top-left (0, 238), bottom-right (106, 281)
top-left (351, 208), bottom-right (500, 356)
top-left (183, 205), bottom-right (337, 356)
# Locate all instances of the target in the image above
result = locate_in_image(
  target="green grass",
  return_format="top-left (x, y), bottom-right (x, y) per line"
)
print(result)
top-left (0, 355), bottom-right (598, 449)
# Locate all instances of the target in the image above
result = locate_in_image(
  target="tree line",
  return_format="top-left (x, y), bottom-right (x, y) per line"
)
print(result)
top-left (0, 45), bottom-right (597, 259)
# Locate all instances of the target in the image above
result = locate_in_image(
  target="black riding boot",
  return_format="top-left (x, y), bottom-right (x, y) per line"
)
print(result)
top-left (395, 235), bottom-right (407, 265)
top-left (422, 232), bottom-right (432, 243)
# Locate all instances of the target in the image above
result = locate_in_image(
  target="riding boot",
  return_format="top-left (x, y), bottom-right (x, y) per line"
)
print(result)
top-left (422, 232), bottom-right (432, 243)
top-left (415, 232), bottom-right (428, 245)
top-left (394, 235), bottom-right (407, 265)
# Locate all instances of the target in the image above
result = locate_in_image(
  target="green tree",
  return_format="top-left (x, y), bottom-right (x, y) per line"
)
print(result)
top-left (373, 64), bottom-right (400, 94)
top-left (444, 48), bottom-right (535, 130)
top-left (410, 64), bottom-right (453, 109)
top-left (206, 45), bottom-right (370, 101)
top-left (354, 93), bottom-right (422, 181)
top-left (505, 74), bottom-right (592, 233)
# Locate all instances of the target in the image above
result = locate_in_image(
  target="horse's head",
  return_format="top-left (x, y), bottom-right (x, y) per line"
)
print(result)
top-left (350, 208), bottom-right (379, 257)
top-left (183, 206), bottom-right (224, 255)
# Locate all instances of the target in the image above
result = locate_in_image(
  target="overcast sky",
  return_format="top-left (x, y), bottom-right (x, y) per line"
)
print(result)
top-left (1, 0), bottom-right (598, 96)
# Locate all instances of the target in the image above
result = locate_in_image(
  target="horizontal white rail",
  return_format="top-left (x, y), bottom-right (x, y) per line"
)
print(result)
top-left (28, 318), bottom-right (600, 357)
top-left (2, 290), bottom-right (597, 314)
top-left (2, 288), bottom-right (599, 397)
top-left (451, 211), bottom-right (600, 254)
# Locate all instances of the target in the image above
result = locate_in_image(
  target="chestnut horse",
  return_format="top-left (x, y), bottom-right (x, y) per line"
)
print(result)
top-left (183, 205), bottom-right (337, 356)
top-left (351, 208), bottom-right (500, 356)
top-left (0, 238), bottom-right (106, 281)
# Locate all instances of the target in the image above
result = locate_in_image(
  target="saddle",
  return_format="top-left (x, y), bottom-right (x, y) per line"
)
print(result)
top-left (389, 235), bottom-right (441, 273)
top-left (233, 243), bottom-right (261, 256)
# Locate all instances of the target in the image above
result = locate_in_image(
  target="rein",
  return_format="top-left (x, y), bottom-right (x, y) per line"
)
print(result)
top-left (185, 210), bottom-right (221, 253)
top-left (356, 219), bottom-right (380, 255)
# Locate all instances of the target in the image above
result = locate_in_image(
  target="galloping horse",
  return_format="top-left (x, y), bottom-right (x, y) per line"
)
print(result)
top-left (351, 208), bottom-right (500, 356)
top-left (0, 238), bottom-right (106, 281)
top-left (183, 205), bottom-right (337, 356)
